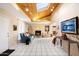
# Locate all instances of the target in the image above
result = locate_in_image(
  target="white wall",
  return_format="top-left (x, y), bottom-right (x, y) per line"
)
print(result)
top-left (0, 12), bottom-right (10, 53)
top-left (0, 3), bottom-right (32, 53)
top-left (51, 3), bottom-right (79, 41)
top-left (0, 4), bottom-right (18, 53)
top-left (31, 24), bottom-right (45, 34)
top-left (30, 22), bottom-right (51, 37)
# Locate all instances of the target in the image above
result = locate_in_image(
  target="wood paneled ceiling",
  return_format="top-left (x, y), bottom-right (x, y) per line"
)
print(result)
top-left (16, 3), bottom-right (59, 22)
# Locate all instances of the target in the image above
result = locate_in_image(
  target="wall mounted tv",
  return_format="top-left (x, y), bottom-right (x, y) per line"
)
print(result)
top-left (61, 16), bottom-right (79, 34)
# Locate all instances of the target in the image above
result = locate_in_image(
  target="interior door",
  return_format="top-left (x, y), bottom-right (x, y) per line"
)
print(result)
top-left (0, 15), bottom-right (10, 53)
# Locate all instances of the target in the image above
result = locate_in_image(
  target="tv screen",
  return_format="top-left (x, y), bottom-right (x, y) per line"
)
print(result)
top-left (61, 17), bottom-right (78, 34)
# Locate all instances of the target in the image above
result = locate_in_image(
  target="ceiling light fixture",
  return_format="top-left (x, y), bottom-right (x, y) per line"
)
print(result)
top-left (51, 7), bottom-right (54, 11)
top-left (51, 9), bottom-right (53, 11)
top-left (25, 8), bottom-right (29, 12)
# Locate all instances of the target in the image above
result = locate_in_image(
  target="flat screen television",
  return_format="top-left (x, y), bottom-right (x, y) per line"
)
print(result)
top-left (61, 16), bottom-right (79, 34)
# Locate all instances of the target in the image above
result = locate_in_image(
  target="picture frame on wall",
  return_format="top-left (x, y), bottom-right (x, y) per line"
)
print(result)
top-left (13, 25), bottom-right (17, 31)
top-left (61, 16), bottom-right (79, 34)
top-left (45, 25), bottom-right (49, 32)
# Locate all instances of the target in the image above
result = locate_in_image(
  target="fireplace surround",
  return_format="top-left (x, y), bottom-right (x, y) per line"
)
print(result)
top-left (35, 30), bottom-right (41, 37)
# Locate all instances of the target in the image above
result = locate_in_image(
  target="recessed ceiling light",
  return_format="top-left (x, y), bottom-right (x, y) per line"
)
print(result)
top-left (51, 9), bottom-right (53, 11)
top-left (25, 8), bottom-right (29, 12)
top-left (51, 7), bottom-right (54, 11)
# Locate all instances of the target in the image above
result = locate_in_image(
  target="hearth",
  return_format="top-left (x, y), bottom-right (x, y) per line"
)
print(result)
top-left (35, 30), bottom-right (41, 37)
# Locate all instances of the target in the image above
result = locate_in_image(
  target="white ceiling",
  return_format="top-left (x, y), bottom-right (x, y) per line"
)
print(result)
top-left (0, 3), bottom-right (31, 23)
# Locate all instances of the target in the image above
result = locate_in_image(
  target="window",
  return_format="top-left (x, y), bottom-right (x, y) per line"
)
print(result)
top-left (36, 3), bottom-right (49, 12)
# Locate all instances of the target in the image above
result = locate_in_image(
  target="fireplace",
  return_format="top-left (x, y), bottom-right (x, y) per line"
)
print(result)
top-left (35, 30), bottom-right (41, 37)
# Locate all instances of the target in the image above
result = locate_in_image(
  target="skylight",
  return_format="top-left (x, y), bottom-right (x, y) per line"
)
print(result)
top-left (37, 3), bottom-right (49, 12)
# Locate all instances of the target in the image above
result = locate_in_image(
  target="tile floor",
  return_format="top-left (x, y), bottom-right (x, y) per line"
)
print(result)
top-left (10, 38), bottom-right (68, 56)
